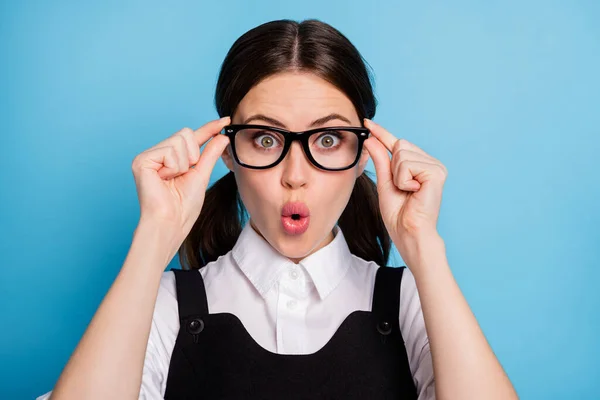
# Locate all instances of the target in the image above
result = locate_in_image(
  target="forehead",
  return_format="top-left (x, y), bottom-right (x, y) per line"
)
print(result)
top-left (235, 71), bottom-right (359, 128)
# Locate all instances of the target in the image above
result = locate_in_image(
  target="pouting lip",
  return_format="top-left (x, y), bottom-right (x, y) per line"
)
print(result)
top-left (281, 201), bottom-right (310, 218)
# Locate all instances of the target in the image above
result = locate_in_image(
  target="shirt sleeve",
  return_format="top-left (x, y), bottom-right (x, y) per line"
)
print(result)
top-left (139, 270), bottom-right (180, 399)
top-left (399, 267), bottom-right (436, 400)
top-left (35, 271), bottom-right (179, 400)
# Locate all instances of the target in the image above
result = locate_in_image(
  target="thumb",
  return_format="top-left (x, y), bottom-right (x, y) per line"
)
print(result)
top-left (363, 136), bottom-right (393, 193)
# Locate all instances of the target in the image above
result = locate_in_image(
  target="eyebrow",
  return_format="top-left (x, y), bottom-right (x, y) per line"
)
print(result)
top-left (242, 113), bottom-right (353, 129)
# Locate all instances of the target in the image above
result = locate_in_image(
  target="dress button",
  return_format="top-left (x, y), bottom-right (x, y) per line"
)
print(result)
top-left (187, 318), bottom-right (204, 335)
top-left (287, 299), bottom-right (297, 309)
top-left (377, 320), bottom-right (392, 335)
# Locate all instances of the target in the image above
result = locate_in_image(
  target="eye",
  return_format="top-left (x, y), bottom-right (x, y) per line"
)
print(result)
top-left (252, 132), bottom-right (281, 149)
top-left (258, 135), bottom-right (274, 148)
top-left (315, 132), bottom-right (342, 149)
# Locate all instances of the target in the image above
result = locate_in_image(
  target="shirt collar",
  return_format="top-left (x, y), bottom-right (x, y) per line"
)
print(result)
top-left (231, 221), bottom-right (352, 300)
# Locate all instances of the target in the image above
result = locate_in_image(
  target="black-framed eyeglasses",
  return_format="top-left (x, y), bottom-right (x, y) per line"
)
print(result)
top-left (222, 124), bottom-right (370, 171)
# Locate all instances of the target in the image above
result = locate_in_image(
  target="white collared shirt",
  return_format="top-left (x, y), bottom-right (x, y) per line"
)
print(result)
top-left (37, 222), bottom-right (435, 400)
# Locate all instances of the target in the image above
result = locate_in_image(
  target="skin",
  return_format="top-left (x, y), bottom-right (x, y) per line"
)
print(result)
top-left (222, 70), bottom-right (519, 399)
top-left (221, 71), bottom-right (370, 263)
top-left (45, 69), bottom-right (518, 399)
top-left (363, 120), bottom-right (519, 399)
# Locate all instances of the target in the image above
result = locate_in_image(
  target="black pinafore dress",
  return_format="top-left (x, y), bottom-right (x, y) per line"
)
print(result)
top-left (164, 265), bottom-right (418, 399)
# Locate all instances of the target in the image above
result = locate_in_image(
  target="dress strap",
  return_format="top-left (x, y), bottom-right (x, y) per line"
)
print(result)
top-left (171, 268), bottom-right (209, 320)
top-left (371, 266), bottom-right (405, 335)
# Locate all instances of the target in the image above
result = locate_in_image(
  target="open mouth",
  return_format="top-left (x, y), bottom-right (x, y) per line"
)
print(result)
top-left (281, 201), bottom-right (310, 235)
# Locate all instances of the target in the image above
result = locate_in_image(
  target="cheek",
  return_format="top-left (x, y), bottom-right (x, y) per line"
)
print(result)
top-left (234, 170), bottom-right (279, 214)
top-left (317, 173), bottom-right (356, 208)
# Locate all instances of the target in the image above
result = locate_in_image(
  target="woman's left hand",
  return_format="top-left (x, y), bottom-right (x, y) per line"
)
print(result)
top-left (362, 118), bottom-right (448, 250)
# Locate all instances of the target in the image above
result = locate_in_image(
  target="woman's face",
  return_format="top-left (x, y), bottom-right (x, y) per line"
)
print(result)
top-left (221, 71), bottom-right (370, 263)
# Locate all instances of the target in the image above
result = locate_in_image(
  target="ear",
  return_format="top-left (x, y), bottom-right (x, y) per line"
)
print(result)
top-left (356, 144), bottom-right (370, 176)
top-left (221, 143), bottom-right (234, 171)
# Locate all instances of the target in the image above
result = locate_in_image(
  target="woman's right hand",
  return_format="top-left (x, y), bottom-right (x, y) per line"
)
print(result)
top-left (40, 117), bottom-right (232, 400)
top-left (131, 116), bottom-right (231, 240)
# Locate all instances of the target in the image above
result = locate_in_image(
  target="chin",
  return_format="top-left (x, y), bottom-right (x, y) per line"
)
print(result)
top-left (277, 244), bottom-right (311, 260)
top-left (272, 231), bottom-right (314, 259)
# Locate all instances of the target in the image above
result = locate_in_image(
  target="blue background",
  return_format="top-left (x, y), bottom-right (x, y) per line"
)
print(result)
top-left (1, 1), bottom-right (599, 399)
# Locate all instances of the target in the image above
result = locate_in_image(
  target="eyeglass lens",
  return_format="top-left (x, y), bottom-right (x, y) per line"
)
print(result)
top-left (234, 128), bottom-right (359, 169)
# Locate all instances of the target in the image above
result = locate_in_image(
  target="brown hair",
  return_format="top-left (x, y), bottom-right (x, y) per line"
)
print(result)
top-left (179, 19), bottom-right (391, 270)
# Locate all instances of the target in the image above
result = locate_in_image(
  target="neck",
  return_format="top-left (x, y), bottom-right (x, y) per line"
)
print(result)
top-left (249, 219), bottom-right (335, 264)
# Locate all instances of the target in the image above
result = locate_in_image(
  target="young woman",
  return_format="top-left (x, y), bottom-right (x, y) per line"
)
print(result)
top-left (38, 19), bottom-right (518, 400)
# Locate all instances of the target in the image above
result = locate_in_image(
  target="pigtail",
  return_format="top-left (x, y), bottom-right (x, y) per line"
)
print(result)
top-left (179, 171), bottom-right (246, 269)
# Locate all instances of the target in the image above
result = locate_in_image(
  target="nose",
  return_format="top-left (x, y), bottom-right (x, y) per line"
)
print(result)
top-left (280, 141), bottom-right (310, 189)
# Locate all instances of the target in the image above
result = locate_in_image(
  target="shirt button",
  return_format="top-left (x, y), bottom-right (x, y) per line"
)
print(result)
top-left (287, 299), bottom-right (297, 309)
top-left (289, 268), bottom-right (299, 280)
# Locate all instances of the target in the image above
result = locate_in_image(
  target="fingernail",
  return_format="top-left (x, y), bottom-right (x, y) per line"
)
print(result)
top-left (220, 116), bottom-right (230, 123)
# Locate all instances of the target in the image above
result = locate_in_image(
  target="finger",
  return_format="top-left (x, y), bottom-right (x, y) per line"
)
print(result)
top-left (394, 148), bottom-right (448, 177)
top-left (392, 157), bottom-right (421, 192)
top-left (145, 126), bottom-right (196, 153)
top-left (393, 159), bottom-right (443, 191)
top-left (185, 134), bottom-right (231, 185)
top-left (136, 146), bottom-right (181, 180)
top-left (363, 118), bottom-right (398, 153)
top-left (144, 116), bottom-right (231, 156)
top-left (193, 116), bottom-right (231, 147)
top-left (178, 128), bottom-right (201, 165)
top-left (365, 118), bottom-right (432, 159)
top-left (175, 128), bottom-right (200, 166)
top-left (363, 136), bottom-right (393, 192)
top-left (172, 135), bottom-right (190, 173)
top-left (395, 148), bottom-right (440, 166)
top-left (148, 141), bottom-right (189, 179)
top-left (393, 138), bottom-right (434, 159)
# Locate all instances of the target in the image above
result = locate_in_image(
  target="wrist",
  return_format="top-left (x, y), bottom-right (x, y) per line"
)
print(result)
top-left (136, 215), bottom-right (181, 240)
top-left (131, 219), bottom-right (183, 270)
top-left (394, 230), bottom-right (447, 274)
